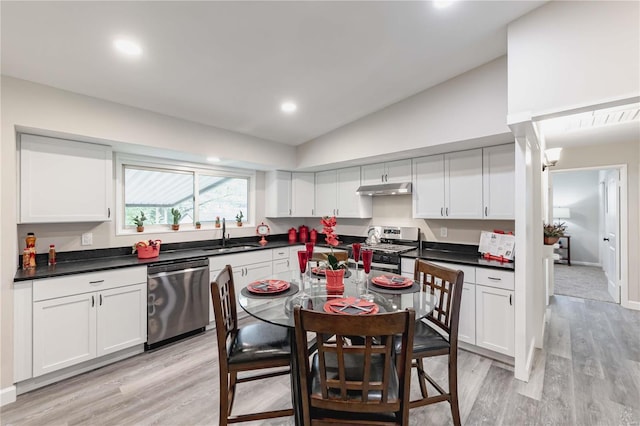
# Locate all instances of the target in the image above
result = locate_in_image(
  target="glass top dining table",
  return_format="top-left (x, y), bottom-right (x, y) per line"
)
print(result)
top-left (238, 268), bottom-right (437, 328)
top-left (238, 268), bottom-right (437, 424)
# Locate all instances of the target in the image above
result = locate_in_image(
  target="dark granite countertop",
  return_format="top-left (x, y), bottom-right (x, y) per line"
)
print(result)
top-left (400, 242), bottom-right (514, 271)
top-left (13, 237), bottom-right (307, 282)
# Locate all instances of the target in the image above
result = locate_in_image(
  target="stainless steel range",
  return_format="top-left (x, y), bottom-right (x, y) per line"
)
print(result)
top-left (349, 226), bottom-right (420, 273)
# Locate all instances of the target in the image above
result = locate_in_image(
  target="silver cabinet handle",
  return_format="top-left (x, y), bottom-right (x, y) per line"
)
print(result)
top-left (89, 280), bottom-right (104, 285)
top-left (509, 294), bottom-right (513, 305)
top-left (445, 207), bottom-right (449, 216)
top-left (441, 207), bottom-right (443, 217)
top-left (289, 208), bottom-right (291, 216)
top-left (108, 208), bottom-right (111, 218)
top-left (91, 295), bottom-right (95, 307)
top-left (381, 174), bottom-right (384, 183)
top-left (385, 174), bottom-right (388, 182)
top-left (485, 206), bottom-right (488, 216)
top-left (488, 277), bottom-right (502, 281)
top-left (99, 294), bottom-right (103, 306)
top-left (287, 260), bottom-right (289, 268)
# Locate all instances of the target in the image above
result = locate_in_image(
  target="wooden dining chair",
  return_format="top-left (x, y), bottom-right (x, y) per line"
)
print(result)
top-left (294, 306), bottom-right (415, 426)
top-left (211, 265), bottom-right (293, 425)
top-left (408, 259), bottom-right (464, 425)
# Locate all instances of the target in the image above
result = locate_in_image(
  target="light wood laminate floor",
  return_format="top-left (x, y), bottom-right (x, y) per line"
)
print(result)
top-left (2, 295), bottom-right (639, 425)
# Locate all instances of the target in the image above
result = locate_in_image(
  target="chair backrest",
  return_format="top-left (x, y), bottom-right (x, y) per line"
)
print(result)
top-left (211, 264), bottom-right (238, 364)
top-left (413, 260), bottom-right (464, 342)
top-left (294, 307), bottom-right (415, 425)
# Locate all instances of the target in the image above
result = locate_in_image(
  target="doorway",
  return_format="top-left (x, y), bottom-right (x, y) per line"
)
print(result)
top-left (550, 166), bottom-right (625, 304)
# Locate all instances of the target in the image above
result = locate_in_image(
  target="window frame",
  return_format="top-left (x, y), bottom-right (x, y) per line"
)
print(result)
top-left (115, 153), bottom-right (255, 235)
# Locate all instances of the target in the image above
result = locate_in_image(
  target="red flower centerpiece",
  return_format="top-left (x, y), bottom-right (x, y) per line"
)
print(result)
top-left (321, 216), bottom-right (346, 294)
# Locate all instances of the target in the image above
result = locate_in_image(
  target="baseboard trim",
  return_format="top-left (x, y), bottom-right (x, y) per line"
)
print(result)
top-left (571, 261), bottom-right (601, 267)
top-left (623, 299), bottom-right (640, 311)
top-left (1, 386), bottom-right (17, 406)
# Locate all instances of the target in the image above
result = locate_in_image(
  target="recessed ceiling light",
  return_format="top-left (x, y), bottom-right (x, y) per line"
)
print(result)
top-left (281, 102), bottom-right (297, 113)
top-left (113, 38), bottom-right (142, 56)
top-left (206, 156), bottom-right (221, 163)
top-left (433, 0), bottom-right (456, 9)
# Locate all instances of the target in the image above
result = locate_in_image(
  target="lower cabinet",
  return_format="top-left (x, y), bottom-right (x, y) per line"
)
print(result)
top-left (272, 247), bottom-right (291, 274)
top-left (32, 281), bottom-right (146, 377)
top-left (401, 258), bottom-right (514, 357)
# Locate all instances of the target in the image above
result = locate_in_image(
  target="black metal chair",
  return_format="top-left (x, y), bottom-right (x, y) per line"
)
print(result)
top-left (211, 264), bottom-right (293, 425)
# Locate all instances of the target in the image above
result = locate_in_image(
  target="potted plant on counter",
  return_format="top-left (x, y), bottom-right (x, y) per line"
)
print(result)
top-left (195, 221), bottom-right (201, 230)
top-left (215, 216), bottom-right (221, 228)
top-left (133, 211), bottom-right (147, 232)
top-left (543, 222), bottom-right (566, 245)
top-left (235, 211), bottom-right (244, 227)
top-left (170, 208), bottom-right (182, 231)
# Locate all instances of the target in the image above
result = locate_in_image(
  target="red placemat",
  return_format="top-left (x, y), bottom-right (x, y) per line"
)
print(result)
top-left (323, 297), bottom-right (378, 315)
top-left (371, 275), bottom-right (413, 289)
top-left (247, 279), bottom-right (290, 294)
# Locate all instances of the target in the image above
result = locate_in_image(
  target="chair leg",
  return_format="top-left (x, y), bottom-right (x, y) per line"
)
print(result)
top-left (448, 354), bottom-right (461, 426)
top-left (219, 373), bottom-right (229, 426)
top-left (415, 357), bottom-right (429, 398)
top-left (228, 371), bottom-right (238, 416)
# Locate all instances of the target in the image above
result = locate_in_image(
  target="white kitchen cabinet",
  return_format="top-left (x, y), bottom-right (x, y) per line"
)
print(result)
top-left (483, 144), bottom-right (515, 219)
top-left (272, 247), bottom-right (291, 274)
top-left (19, 134), bottom-right (113, 223)
top-left (413, 149), bottom-right (483, 219)
top-left (266, 171), bottom-right (316, 217)
top-left (265, 170), bottom-right (292, 217)
top-left (361, 159), bottom-right (411, 185)
top-left (32, 269), bottom-right (146, 378)
top-left (291, 172), bottom-right (315, 217)
top-left (315, 167), bottom-right (372, 218)
top-left (475, 285), bottom-right (515, 356)
top-left (458, 283), bottom-right (476, 345)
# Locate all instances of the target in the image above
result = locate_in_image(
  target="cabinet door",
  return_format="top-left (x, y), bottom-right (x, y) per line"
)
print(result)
top-left (446, 149), bottom-right (483, 219)
top-left (315, 170), bottom-right (337, 217)
top-left (33, 293), bottom-right (97, 377)
top-left (475, 285), bottom-right (514, 356)
top-left (265, 171), bottom-right (291, 217)
top-left (385, 159), bottom-right (412, 183)
top-left (96, 284), bottom-right (146, 357)
top-left (458, 283), bottom-right (476, 345)
top-left (361, 163), bottom-right (386, 185)
top-left (413, 155), bottom-right (445, 218)
top-left (337, 167), bottom-right (371, 218)
top-left (291, 172), bottom-right (315, 217)
top-left (483, 144), bottom-right (515, 219)
top-left (273, 258), bottom-right (290, 274)
top-left (20, 134), bottom-right (112, 223)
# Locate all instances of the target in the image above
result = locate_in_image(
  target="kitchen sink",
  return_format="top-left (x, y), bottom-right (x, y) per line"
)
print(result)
top-left (202, 245), bottom-right (259, 254)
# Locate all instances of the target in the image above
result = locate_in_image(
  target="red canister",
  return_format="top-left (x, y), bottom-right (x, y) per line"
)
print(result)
top-left (288, 227), bottom-right (298, 244)
top-left (298, 225), bottom-right (309, 243)
top-left (309, 228), bottom-right (318, 244)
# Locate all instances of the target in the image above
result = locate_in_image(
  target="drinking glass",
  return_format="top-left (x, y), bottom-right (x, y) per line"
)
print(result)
top-left (305, 242), bottom-right (315, 282)
top-left (297, 250), bottom-right (308, 294)
top-left (352, 243), bottom-right (362, 283)
top-left (361, 249), bottom-right (374, 301)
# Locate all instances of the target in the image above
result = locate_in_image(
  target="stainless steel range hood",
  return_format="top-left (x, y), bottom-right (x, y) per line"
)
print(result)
top-left (356, 182), bottom-right (412, 196)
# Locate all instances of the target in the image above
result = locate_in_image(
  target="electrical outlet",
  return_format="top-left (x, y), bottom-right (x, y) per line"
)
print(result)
top-left (81, 232), bottom-right (93, 246)
top-left (440, 227), bottom-right (448, 238)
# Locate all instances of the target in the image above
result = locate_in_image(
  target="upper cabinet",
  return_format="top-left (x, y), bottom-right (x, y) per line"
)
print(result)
top-left (483, 144), bottom-right (515, 219)
top-left (413, 145), bottom-right (514, 220)
top-left (361, 159), bottom-right (411, 185)
top-left (413, 149), bottom-right (483, 219)
top-left (265, 171), bottom-right (315, 217)
top-left (315, 167), bottom-right (372, 218)
top-left (19, 134), bottom-right (113, 223)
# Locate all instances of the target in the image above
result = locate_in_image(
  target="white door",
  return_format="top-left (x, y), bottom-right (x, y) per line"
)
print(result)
top-left (96, 284), bottom-right (147, 356)
top-left (604, 169), bottom-right (620, 303)
top-left (33, 293), bottom-right (97, 376)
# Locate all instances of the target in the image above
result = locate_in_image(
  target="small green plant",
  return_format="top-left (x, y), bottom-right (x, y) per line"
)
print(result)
top-left (235, 211), bottom-right (244, 223)
top-left (170, 208), bottom-right (182, 225)
top-left (195, 221), bottom-right (201, 226)
top-left (133, 211), bottom-right (147, 227)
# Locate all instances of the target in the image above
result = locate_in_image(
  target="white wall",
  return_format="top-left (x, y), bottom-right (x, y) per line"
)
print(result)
top-left (555, 141), bottom-right (640, 303)
top-left (552, 170), bottom-right (601, 265)
top-left (508, 1), bottom-right (640, 116)
top-left (297, 57), bottom-right (512, 169)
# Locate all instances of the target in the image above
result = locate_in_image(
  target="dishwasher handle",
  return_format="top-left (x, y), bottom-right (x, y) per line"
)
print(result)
top-left (147, 258), bottom-right (209, 275)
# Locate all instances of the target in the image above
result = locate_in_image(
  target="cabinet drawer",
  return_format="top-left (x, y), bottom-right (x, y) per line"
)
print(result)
top-left (33, 267), bottom-right (147, 301)
top-left (272, 247), bottom-right (289, 261)
top-left (430, 261), bottom-right (476, 283)
top-left (476, 268), bottom-right (514, 291)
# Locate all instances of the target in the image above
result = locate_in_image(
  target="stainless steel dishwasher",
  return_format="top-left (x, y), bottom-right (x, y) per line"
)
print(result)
top-left (146, 257), bottom-right (209, 350)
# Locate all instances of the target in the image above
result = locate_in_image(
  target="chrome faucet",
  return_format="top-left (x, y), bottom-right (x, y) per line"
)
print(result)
top-left (221, 218), bottom-right (227, 247)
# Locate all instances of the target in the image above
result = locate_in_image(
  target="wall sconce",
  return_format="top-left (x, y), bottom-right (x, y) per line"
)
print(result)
top-left (542, 148), bottom-right (563, 171)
